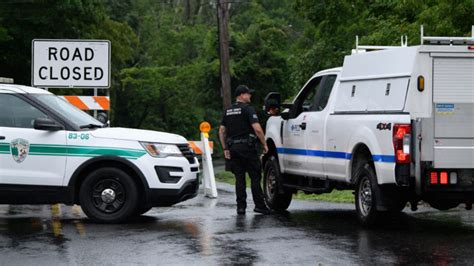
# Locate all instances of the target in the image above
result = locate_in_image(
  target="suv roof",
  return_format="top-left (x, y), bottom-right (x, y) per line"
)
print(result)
top-left (0, 84), bottom-right (52, 94)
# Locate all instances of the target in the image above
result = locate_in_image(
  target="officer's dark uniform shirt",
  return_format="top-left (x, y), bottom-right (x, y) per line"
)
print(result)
top-left (221, 102), bottom-right (259, 140)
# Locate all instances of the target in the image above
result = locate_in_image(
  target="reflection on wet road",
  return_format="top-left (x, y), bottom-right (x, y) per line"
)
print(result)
top-left (0, 188), bottom-right (473, 265)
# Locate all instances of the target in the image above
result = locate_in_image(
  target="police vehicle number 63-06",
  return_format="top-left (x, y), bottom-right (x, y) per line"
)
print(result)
top-left (0, 83), bottom-right (199, 223)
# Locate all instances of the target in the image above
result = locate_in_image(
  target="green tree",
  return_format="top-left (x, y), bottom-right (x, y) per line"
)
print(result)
top-left (2, 0), bottom-right (472, 143)
top-left (0, 0), bottom-right (110, 84)
top-left (291, 0), bottom-right (474, 93)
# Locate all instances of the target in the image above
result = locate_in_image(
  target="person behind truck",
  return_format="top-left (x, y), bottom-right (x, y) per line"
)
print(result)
top-left (266, 98), bottom-right (280, 116)
top-left (219, 85), bottom-right (272, 215)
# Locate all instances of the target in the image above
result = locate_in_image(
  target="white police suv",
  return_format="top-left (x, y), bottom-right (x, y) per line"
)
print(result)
top-left (0, 84), bottom-right (199, 223)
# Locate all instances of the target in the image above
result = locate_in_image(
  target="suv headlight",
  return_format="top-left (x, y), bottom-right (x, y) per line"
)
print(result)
top-left (140, 142), bottom-right (183, 158)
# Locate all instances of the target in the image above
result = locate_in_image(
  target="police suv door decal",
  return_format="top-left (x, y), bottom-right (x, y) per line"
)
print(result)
top-left (10, 138), bottom-right (30, 163)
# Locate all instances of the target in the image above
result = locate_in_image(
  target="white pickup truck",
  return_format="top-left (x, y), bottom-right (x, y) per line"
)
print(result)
top-left (0, 84), bottom-right (199, 223)
top-left (263, 29), bottom-right (474, 225)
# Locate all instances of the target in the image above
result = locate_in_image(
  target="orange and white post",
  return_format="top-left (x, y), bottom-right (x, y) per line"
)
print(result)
top-left (199, 122), bottom-right (217, 198)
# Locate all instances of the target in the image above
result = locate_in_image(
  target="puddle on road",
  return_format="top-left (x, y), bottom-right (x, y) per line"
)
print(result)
top-left (0, 203), bottom-right (473, 264)
top-left (0, 204), bottom-right (87, 239)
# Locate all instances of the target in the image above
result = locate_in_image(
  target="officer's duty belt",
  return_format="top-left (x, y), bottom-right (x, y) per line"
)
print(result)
top-left (230, 139), bottom-right (248, 144)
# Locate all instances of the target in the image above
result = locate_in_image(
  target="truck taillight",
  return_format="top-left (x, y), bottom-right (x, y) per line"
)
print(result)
top-left (440, 172), bottom-right (449, 184)
top-left (393, 124), bottom-right (411, 164)
top-left (429, 171), bottom-right (458, 185)
top-left (430, 172), bottom-right (438, 184)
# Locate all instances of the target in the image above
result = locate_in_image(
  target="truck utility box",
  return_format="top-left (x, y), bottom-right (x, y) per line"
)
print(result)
top-left (430, 52), bottom-right (474, 168)
top-left (262, 26), bottom-right (474, 225)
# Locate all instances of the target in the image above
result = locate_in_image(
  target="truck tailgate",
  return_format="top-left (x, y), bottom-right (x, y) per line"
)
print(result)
top-left (433, 56), bottom-right (474, 168)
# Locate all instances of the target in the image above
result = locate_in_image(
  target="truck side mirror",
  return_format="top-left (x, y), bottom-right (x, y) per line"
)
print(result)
top-left (263, 92), bottom-right (281, 116)
top-left (280, 103), bottom-right (294, 120)
top-left (280, 111), bottom-right (290, 120)
top-left (33, 117), bottom-right (64, 131)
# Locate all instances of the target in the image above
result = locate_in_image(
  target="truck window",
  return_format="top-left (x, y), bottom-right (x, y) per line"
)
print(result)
top-left (293, 77), bottom-right (322, 117)
top-left (314, 75), bottom-right (337, 111)
top-left (0, 94), bottom-right (48, 128)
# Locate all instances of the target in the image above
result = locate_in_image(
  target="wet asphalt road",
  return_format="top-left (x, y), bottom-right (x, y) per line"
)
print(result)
top-left (1, 182), bottom-right (473, 265)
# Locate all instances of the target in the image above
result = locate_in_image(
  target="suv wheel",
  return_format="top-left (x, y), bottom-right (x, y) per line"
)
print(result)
top-left (263, 155), bottom-right (292, 211)
top-left (79, 167), bottom-right (138, 223)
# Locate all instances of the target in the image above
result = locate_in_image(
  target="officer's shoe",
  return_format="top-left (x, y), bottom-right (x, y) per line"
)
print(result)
top-left (237, 207), bottom-right (246, 215)
top-left (253, 207), bottom-right (273, 215)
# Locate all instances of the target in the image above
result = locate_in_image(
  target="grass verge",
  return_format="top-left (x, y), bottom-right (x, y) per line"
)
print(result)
top-left (215, 171), bottom-right (354, 204)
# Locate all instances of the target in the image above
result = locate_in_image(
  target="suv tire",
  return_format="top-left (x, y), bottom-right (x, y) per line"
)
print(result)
top-left (79, 167), bottom-right (138, 223)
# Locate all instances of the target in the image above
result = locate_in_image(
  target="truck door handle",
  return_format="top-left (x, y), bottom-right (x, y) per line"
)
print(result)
top-left (0, 136), bottom-right (5, 140)
top-left (299, 123), bottom-right (307, 130)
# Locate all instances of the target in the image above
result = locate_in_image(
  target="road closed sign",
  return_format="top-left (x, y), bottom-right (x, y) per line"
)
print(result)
top-left (32, 39), bottom-right (110, 88)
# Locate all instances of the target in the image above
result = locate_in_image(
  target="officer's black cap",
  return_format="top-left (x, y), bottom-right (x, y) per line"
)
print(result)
top-left (234, 85), bottom-right (255, 97)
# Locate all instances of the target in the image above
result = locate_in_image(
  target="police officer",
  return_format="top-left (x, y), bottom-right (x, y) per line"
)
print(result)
top-left (219, 85), bottom-right (272, 215)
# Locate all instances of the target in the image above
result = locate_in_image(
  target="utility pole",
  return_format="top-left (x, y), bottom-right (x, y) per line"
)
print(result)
top-left (217, 0), bottom-right (232, 109)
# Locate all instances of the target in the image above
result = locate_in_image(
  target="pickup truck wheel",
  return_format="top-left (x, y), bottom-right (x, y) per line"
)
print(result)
top-left (355, 163), bottom-right (379, 226)
top-left (79, 167), bottom-right (139, 223)
top-left (263, 156), bottom-right (292, 211)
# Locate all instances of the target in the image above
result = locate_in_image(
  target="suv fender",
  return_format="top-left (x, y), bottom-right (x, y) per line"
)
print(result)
top-left (68, 156), bottom-right (149, 204)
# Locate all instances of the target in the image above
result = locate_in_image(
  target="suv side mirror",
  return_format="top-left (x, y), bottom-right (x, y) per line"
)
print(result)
top-left (263, 92), bottom-right (281, 116)
top-left (34, 117), bottom-right (64, 131)
top-left (97, 112), bottom-right (109, 127)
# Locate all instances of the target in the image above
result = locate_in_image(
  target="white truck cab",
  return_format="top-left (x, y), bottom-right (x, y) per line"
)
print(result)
top-left (263, 29), bottom-right (474, 225)
top-left (0, 84), bottom-right (199, 223)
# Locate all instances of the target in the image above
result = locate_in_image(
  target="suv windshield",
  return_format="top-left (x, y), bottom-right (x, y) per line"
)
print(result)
top-left (31, 94), bottom-right (102, 129)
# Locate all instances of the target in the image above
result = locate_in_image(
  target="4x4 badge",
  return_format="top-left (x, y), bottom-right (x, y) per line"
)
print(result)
top-left (10, 138), bottom-right (29, 163)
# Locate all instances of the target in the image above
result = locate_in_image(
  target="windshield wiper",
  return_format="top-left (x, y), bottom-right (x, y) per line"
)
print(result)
top-left (80, 123), bottom-right (103, 129)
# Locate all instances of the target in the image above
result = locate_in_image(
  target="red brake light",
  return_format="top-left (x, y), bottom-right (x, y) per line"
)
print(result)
top-left (430, 172), bottom-right (438, 184)
top-left (468, 45), bottom-right (474, 50)
top-left (396, 150), bottom-right (409, 162)
top-left (394, 125), bottom-right (409, 139)
top-left (440, 172), bottom-right (448, 184)
top-left (393, 124), bottom-right (411, 164)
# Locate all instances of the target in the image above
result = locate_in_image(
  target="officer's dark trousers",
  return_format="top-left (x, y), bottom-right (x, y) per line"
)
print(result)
top-left (229, 145), bottom-right (266, 210)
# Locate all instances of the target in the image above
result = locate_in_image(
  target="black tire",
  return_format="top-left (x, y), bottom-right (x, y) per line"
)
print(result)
top-left (263, 155), bottom-right (292, 211)
top-left (79, 167), bottom-right (139, 223)
top-left (354, 163), bottom-right (380, 226)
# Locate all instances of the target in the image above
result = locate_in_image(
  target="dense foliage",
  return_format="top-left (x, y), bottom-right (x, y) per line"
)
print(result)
top-left (0, 0), bottom-right (473, 142)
